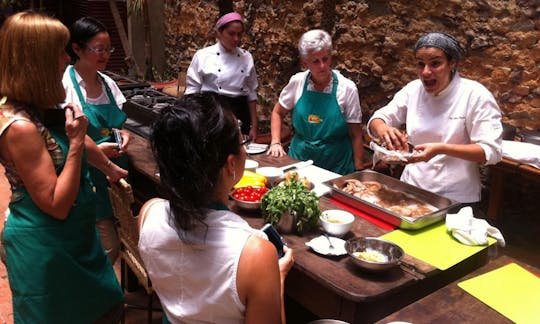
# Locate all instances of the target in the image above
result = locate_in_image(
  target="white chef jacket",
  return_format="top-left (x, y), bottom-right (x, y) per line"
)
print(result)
top-left (367, 73), bottom-right (503, 203)
top-left (185, 41), bottom-right (258, 102)
top-left (278, 70), bottom-right (362, 123)
top-left (62, 67), bottom-right (126, 108)
top-left (138, 199), bottom-right (268, 324)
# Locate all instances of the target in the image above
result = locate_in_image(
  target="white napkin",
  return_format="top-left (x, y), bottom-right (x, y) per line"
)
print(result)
top-left (445, 207), bottom-right (505, 247)
top-left (369, 141), bottom-right (416, 168)
top-left (502, 140), bottom-right (540, 169)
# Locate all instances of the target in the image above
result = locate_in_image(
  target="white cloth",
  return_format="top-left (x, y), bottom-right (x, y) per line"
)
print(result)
top-left (62, 67), bottom-right (126, 108)
top-left (367, 74), bottom-right (503, 203)
top-left (138, 199), bottom-right (267, 324)
top-left (502, 140), bottom-right (540, 169)
top-left (446, 206), bottom-right (505, 247)
top-left (185, 42), bottom-right (258, 102)
top-left (278, 70), bottom-right (362, 123)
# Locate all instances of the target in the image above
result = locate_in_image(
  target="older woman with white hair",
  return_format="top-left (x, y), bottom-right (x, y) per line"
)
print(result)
top-left (368, 32), bottom-right (503, 204)
top-left (267, 29), bottom-right (364, 175)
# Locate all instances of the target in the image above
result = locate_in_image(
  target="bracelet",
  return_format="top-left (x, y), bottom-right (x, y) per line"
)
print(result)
top-left (270, 142), bottom-right (282, 147)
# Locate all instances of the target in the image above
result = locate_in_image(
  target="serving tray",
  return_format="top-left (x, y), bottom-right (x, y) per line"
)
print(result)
top-left (323, 170), bottom-right (461, 230)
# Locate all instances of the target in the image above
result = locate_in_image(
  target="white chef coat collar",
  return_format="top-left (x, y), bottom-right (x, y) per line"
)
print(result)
top-left (217, 41), bottom-right (240, 55)
top-left (432, 72), bottom-right (461, 99)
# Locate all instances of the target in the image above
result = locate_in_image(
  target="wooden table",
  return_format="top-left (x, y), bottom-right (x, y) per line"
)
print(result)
top-left (487, 158), bottom-right (540, 221)
top-left (126, 131), bottom-right (493, 323)
top-left (376, 255), bottom-right (538, 323)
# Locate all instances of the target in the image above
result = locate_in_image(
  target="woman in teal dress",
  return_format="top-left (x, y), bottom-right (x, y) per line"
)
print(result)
top-left (0, 11), bottom-right (123, 323)
top-left (63, 16), bottom-right (130, 264)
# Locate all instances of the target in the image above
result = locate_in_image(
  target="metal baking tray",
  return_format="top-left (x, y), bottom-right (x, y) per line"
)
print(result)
top-left (323, 170), bottom-right (461, 230)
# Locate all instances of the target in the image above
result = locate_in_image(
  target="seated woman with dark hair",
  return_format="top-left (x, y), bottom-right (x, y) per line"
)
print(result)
top-left (138, 93), bottom-right (294, 324)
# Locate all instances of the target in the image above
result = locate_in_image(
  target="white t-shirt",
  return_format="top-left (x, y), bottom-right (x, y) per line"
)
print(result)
top-left (138, 199), bottom-right (267, 324)
top-left (62, 66), bottom-right (126, 108)
top-left (185, 42), bottom-right (258, 102)
top-left (278, 70), bottom-right (362, 123)
top-left (368, 74), bottom-right (503, 203)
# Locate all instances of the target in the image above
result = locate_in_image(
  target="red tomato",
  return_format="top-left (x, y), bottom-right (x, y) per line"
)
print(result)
top-left (233, 186), bottom-right (268, 202)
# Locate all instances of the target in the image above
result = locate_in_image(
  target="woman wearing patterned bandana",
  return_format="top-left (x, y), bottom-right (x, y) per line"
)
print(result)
top-left (368, 32), bottom-right (503, 203)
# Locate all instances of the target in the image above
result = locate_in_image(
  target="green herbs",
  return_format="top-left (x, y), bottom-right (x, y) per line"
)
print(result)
top-left (261, 178), bottom-right (321, 232)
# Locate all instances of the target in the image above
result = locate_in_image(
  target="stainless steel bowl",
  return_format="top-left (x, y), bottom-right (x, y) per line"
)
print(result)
top-left (345, 237), bottom-right (404, 272)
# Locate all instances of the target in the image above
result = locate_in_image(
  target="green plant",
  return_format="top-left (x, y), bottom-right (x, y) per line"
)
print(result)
top-left (261, 179), bottom-right (321, 232)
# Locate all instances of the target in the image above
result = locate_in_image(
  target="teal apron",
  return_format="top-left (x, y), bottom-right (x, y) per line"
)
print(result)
top-left (69, 66), bottom-right (128, 221)
top-left (289, 72), bottom-right (354, 175)
top-left (3, 119), bottom-right (123, 323)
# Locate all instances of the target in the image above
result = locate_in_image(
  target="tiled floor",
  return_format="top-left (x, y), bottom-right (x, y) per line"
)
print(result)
top-left (1, 164), bottom-right (539, 323)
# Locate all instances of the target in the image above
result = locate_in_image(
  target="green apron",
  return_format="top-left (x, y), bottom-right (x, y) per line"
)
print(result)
top-left (289, 72), bottom-right (354, 175)
top-left (3, 119), bottom-right (123, 323)
top-left (69, 66), bottom-right (128, 221)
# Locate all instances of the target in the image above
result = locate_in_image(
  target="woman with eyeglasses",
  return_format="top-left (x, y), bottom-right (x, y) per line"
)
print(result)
top-left (185, 12), bottom-right (259, 140)
top-left (62, 16), bottom-right (129, 264)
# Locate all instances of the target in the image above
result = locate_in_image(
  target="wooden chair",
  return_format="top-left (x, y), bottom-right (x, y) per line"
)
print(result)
top-left (108, 179), bottom-right (161, 323)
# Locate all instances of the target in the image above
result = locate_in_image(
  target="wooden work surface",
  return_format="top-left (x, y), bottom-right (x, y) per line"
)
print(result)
top-left (126, 131), bottom-right (492, 323)
top-left (487, 157), bottom-right (540, 221)
top-left (376, 254), bottom-right (538, 323)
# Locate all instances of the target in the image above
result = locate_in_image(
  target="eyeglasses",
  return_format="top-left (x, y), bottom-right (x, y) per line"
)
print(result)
top-left (86, 46), bottom-right (115, 54)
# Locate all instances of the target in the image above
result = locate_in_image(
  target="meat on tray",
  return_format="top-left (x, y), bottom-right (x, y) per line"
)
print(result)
top-left (336, 179), bottom-right (436, 218)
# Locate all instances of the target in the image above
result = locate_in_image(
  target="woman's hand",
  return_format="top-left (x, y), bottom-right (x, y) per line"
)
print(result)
top-left (248, 128), bottom-right (258, 144)
top-left (99, 142), bottom-right (124, 158)
top-left (99, 129), bottom-right (130, 158)
top-left (370, 119), bottom-right (408, 151)
top-left (278, 245), bottom-right (294, 281)
top-left (267, 143), bottom-right (286, 157)
top-left (104, 160), bottom-right (129, 183)
top-left (407, 143), bottom-right (440, 163)
top-left (118, 128), bottom-right (130, 152)
top-left (64, 104), bottom-right (88, 148)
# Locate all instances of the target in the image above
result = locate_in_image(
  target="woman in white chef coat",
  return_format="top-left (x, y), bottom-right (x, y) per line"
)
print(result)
top-left (368, 32), bottom-right (503, 204)
top-left (185, 12), bottom-right (259, 139)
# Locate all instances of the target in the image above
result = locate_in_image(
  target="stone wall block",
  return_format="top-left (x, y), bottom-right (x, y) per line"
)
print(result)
top-left (163, 0), bottom-right (540, 129)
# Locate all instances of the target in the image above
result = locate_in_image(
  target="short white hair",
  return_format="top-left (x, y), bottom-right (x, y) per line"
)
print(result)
top-left (298, 29), bottom-right (332, 59)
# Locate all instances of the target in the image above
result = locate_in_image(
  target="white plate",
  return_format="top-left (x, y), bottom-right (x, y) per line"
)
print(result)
top-left (305, 235), bottom-right (347, 256)
top-left (245, 143), bottom-right (268, 154)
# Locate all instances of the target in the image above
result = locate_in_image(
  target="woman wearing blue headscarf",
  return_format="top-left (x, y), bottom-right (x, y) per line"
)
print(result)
top-left (368, 32), bottom-right (503, 204)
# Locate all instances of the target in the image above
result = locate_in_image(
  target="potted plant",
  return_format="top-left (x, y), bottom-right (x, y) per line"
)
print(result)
top-left (261, 177), bottom-right (321, 233)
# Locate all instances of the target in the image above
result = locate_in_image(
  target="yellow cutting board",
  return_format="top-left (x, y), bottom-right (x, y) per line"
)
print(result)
top-left (458, 263), bottom-right (540, 324)
top-left (381, 222), bottom-right (495, 270)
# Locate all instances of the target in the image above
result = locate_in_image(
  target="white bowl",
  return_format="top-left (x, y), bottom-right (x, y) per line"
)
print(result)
top-left (255, 167), bottom-right (283, 186)
top-left (320, 209), bottom-right (355, 237)
top-left (244, 159), bottom-right (259, 172)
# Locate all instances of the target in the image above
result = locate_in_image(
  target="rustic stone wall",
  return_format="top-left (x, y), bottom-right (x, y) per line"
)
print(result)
top-left (164, 0), bottom-right (540, 130)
